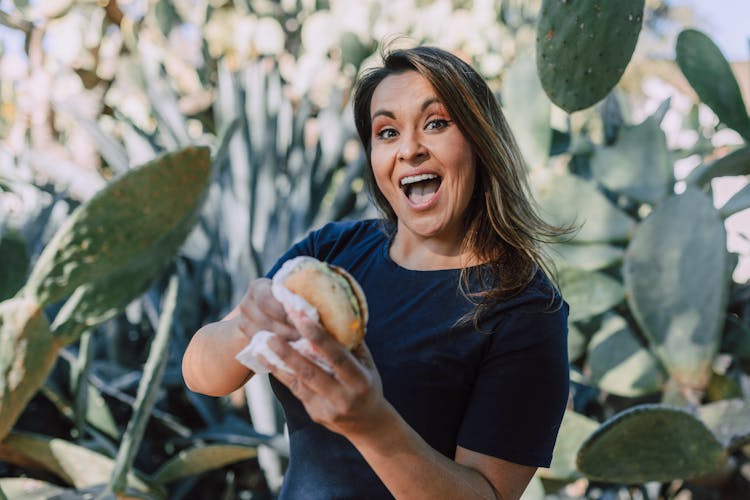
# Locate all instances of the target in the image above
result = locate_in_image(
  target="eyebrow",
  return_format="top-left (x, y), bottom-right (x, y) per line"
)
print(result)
top-left (371, 97), bottom-right (442, 122)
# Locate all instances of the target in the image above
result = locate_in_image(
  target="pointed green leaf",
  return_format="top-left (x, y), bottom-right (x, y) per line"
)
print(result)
top-left (536, 0), bottom-right (644, 112)
top-left (110, 276), bottom-right (178, 494)
top-left (0, 478), bottom-right (66, 499)
top-left (538, 410), bottom-right (599, 481)
top-left (624, 188), bottom-right (729, 389)
top-left (698, 398), bottom-right (750, 451)
top-left (677, 29), bottom-right (750, 140)
top-left (577, 404), bottom-right (726, 483)
top-left (558, 268), bottom-right (625, 321)
top-left (586, 315), bottom-right (664, 397)
top-left (0, 431), bottom-right (152, 492)
top-left (591, 101), bottom-right (673, 204)
top-left (24, 146), bottom-right (210, 313)
top-left (531, 170), bottom-right (634, 243)
top-left (152, 444), bottom-right (258, 484)
top-left (503, 51), bottom-right (551, 168)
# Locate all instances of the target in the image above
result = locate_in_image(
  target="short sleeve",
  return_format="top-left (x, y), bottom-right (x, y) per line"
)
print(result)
top-left (456, 305), bottom-right (569, 467)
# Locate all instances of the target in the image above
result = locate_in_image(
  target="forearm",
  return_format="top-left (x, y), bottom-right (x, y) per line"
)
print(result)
top-left (347, 405), bottom-right (499, 500)
top-left (182, 317), bottom-right (253, 396)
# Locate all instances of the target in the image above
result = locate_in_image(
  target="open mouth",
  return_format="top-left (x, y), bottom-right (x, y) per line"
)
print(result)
top-left (400, 173), bottom-right (442, 205)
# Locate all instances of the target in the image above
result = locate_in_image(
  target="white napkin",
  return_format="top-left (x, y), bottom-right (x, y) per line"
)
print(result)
top-left (235, 257), bottom-right (333, 374)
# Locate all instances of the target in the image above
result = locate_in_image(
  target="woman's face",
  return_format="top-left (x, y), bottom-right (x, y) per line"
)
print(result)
top-left (369, 71), bottom-right (476, 247)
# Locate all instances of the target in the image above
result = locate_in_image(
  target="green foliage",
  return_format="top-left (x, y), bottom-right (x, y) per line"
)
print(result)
top-left (24, 147), bottom-right (211, 317)
top-left (697, 399), bottom-right (750, 451)
top-left (530, 170), bottom-right (634, 243)
top-left (0, 298), bottom-right (57, 441)
top-left (623, 188), bottom-right (729, 390)
top-left (1, 1), bottom-right (750, 498)
top-left (577, 405), bottom-right (727, 483)
top-left (0, 230), bottom-right (29, 301)
top-left (539, 410), bottom-right (599, 482)
top-left (676, 29), bottom-right (750, 140)
top-left (586, 314), bottom-right (664, 397)
top-left (590, 99), bottom-right (673, 204)
top-left (0, 431), bottom-right (154, 494)
top-left (152, 444), bottom-right (258, 484)
top-left (536, 0), bottom-right (644, 112)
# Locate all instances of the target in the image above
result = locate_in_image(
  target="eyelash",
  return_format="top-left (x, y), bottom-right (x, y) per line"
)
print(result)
top-left (374, 119), bottom-right (452, 139)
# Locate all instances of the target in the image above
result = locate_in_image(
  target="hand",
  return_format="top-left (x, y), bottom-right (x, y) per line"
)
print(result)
top-left (259, 316), bottom-right (391, 438)
top-left (236, 278), bottom-right (299, 342)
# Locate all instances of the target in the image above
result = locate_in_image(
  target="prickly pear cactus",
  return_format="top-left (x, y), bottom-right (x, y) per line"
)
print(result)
top-left (697, 399), bottom-right (750, 452)
top-left (577, 404), bottom-right (726, 483)
top-left (536, 0), bottom-right (645, 112)
top-left (530, 170), bottom-right (634, 243)
top-left (538, 410), bottom-right (599, 481)
top-left (590, 99), bottom-right (673, 204)
top-left (24, 147), bottom-right (211, 313)
top-left (0, 298), bottom-right (58, 440)
top-left (623, 188), bottom-right (728, 391)
top-left (676, 29), bottom-right (750, 141)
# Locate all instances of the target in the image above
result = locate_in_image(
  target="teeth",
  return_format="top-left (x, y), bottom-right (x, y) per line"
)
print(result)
top-left (400, 173), bottom-right (438, 186)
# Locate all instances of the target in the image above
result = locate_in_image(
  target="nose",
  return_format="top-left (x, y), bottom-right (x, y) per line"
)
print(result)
top-left (397, 132), bottom-right (428, 164)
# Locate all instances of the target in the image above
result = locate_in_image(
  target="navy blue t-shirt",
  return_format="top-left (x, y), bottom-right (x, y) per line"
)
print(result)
top-left (266, 219), bottom-right (569, 499)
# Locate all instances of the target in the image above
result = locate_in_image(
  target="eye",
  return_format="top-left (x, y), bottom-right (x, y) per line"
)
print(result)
top-left (375, 127), bottom-right (398, 140)
top-left (425, 119), bottom-right (451, 131)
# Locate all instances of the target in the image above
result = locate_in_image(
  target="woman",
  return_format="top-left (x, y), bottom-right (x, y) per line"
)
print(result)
top-left (183, 46), bottom-right (569, 499)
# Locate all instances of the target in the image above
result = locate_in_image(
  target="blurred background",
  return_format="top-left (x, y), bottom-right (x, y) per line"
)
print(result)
top-left (0, 0), bottom-right (749, 499)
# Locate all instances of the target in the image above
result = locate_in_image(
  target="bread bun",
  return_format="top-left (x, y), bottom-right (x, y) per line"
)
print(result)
top-left (274, 257), bottom-right (367, 349)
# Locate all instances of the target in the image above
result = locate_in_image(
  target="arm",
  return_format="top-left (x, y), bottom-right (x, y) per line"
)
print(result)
top-left (259, 317), bottom-right (537, 499)
top-left (182, 278), bottom-right (299, 396)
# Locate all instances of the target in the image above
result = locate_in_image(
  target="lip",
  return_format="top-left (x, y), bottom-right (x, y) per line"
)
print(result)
top-left (398, 169), bottom-right (441, 186)
top-left (399, 170), bottom-right (442, 211)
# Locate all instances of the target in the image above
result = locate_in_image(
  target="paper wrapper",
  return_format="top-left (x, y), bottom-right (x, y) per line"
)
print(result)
top-left (235, 257), bottom-right (333, 374)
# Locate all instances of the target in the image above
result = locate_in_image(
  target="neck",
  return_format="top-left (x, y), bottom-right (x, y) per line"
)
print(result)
top-left (389, 228), bottom-right (479, 271)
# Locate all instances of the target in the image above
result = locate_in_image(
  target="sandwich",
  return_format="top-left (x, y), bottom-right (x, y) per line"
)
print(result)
top-left (236, 256), bottom-right (368, 374)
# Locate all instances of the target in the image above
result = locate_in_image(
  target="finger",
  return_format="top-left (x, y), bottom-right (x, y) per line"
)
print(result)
top-left (296, 316), bottom-right (365, 384)
top-left (251, 279), bottom-right (288, 321)
top-left (258, 353), bottom-right (315, 402)
top-left (267, 334), bottom-right (341, 395)
top-left (351, 342), bottom-right (377, 371)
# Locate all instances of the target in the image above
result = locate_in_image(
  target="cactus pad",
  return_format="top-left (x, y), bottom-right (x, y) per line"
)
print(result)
top-left (558, 268), bottom-right (625, 321)
top-left (577, 404), bottom-right (726, 483)
top-left (536, 0), bottom-right (645, 112)
top-left (591, 100), bottom-right (673, 204)
top-left (0, 298), bottom-right (58, 440)
top-left (623, 188), bottom-right (728, 390)
top-left (586, 315), bottom-right (664, 397)
top-left (698, 399), bottom-right (750, 452)
top-left (538, 410), bottom-right (599, 481)
top-left (676, 29), bottom-right (750, 141)
top-left (24, 146), bottom-right (211, 310)
top-left (530, 170), bottom-right (634, 243)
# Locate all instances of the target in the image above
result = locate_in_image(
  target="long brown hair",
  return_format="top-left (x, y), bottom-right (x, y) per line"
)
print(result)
top-left (352, 45), bottom-right (570, 324)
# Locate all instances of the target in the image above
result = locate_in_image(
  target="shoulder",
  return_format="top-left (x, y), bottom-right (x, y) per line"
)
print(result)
top-left (308, 218), bottom-right (387, 261)
top-left (482, 269), bottom-right (569, 352)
